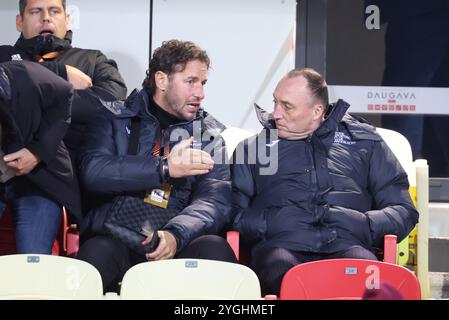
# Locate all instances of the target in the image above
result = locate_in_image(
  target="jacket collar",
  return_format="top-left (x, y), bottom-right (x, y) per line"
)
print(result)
top-left (314, 99), bottom-right (350, 138)
top-left (15, 31), bottom-right (73, 56)
top-left (255, 99), bottom-right (350, 137)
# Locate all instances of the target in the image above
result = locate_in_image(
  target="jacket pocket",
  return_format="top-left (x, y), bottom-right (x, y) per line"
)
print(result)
top-left (234, 207), bottom-right (267, 246)
top-left (327, 206), bottom-right (373, 249)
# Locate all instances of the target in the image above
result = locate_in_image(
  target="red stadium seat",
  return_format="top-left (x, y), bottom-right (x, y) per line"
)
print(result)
top-left (226, 231), bottom-right (398, 265)
top-left (279, 258), bottom-right (421, 300)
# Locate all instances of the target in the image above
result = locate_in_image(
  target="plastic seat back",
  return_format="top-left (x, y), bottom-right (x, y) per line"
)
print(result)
top-left (279, 258), bottom-right (421, 300)
top-left (377, 127), bottom-right (414, 266)
top-left (120, 259), bottom-right (261, 300)
top-left (0, 207), bottom-right (16, 254)
top-left (376, 127), bottom-right (415, 185)
top-left (0, 254), bottom-right (103, 299)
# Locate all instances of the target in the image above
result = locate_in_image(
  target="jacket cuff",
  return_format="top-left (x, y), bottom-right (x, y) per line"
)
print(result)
top-left (366, 210), bottom-right (394, 248)
top-left (162, 226), bottom-right (184, 252)
top-left (26, 142), bottom-right (46, 164)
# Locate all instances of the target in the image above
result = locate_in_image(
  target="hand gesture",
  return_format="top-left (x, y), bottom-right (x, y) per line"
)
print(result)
top-left (66, 65), bottom-right (93, 90)
top-left (167, 137), bottom-right (214, 178)
top-left (3, 148), bottom-right (40, 176)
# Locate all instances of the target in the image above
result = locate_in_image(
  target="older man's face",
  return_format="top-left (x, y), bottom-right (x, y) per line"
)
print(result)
top-left (272, 76), bottom-right (324, 140)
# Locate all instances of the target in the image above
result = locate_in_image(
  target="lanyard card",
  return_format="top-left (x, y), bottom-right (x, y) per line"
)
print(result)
top-left (144, 182), bottom-right (172, 209)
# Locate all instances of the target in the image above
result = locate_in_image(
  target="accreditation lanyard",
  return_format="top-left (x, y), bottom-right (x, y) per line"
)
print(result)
top-left (153, 129), bottom-right (170, 159)
top-left (145, 129), bottom-right (171, 208)
top-left (33, 51), bottom-right (62, 62)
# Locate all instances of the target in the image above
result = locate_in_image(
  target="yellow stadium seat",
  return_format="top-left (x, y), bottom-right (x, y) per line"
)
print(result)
top-left (377, 127), bottom-right (429, 299)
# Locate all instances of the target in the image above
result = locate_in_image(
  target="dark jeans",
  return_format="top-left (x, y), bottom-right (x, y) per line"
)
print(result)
top-left (252, 246), bottom-right (378, 296)
top-left (77, 234), bottom-right (238, 292)
top-left (0, 177), bottom-right (61, 254)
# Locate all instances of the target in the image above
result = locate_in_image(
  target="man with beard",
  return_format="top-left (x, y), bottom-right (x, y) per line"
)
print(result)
top-left (76, 40), bottom-right (237, 292)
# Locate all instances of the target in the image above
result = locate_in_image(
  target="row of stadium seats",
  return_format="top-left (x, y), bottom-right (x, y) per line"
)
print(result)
top-left (0, 127), bottom-right (428, 299)
top-left (0, 254), bottom-right (420, 300)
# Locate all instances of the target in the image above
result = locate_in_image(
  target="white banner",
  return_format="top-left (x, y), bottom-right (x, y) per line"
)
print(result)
top-left (329, 85), bottom-right (449, 115)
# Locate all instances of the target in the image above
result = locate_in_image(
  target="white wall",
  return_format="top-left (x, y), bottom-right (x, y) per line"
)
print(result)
top-left (0, 0), bottom-right (296, 131)
top-left (0, 0), bottom-right (149, 92)
top-left (66, 0), bottom-right (149, 92)
top-left (153, 0), bottom-right (296, 131)
top-left (0, 1), bottom-right (19, 45)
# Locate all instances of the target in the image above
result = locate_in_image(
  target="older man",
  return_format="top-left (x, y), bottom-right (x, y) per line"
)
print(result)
top-left (231, 68), bottom-right (419, 295)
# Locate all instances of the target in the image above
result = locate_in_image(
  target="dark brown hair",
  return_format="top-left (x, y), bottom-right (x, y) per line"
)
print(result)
top-left (143, 39), bottom-right (210, 97)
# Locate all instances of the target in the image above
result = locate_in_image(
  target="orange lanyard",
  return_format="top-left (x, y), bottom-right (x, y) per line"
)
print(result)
top-left (33, 51), bottom-right (62, 62)
top-left (153, 130), bottom-right (170, 159)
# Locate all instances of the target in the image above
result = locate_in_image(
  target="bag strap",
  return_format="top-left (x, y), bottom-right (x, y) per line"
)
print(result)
top-left (127, 117), bottom-right (141, 155)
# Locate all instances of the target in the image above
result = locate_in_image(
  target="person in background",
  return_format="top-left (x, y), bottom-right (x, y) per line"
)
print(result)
top-left (368, 0), bottom-right (449, 177)
top-left (0, 0), bottom-right (127, 164)
top-left (0, 0), bottom-right (127, 220)
top-left (0, 60), bottom-right (80, 254)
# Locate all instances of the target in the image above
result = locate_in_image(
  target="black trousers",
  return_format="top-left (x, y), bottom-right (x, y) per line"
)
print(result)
top-left (252, 245), bottom-right (378, 296)
top-left (77, 234), bottom-right (238, 292)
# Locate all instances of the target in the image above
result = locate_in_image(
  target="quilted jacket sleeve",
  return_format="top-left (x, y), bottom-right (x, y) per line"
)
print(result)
top-left (79, 111), bottom-right (162, 195)
top-left (365, 140), bottom-right (419, 248)
top-left (163, 137), bottom-right (233, 252)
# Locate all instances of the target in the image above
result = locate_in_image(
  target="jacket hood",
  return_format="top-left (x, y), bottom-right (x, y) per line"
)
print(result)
top-left (254, 103), bottom-right (276, 130)
top-left (314, 99), bottom-right (350, 138)
top-left (255, 98), bottom-right (350, 135)
top-left (316, 99), bottom-right (380, 141)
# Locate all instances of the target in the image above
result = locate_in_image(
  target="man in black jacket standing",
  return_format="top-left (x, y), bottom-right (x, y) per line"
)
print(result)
top-left (77, 40), bottom-right (236, 292)
top-left (0, 0), bottom-right (127, 162)
top-left (231, 68), bottom-right (419, 296)
top-left (367, 0), bottom-right (449, 177)
top-left (0, 60), bottom-right (80, 254)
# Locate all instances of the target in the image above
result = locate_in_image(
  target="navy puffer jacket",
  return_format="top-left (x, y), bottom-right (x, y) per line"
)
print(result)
top-left (232, 99), bottom-right (419, 254)
top-left (79, 89), bottom-right (231, 251)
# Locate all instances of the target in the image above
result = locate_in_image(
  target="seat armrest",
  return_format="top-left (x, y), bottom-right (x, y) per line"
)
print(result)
top-left (226, 231), bottom-right (240, 261)
top-left (383, 234), bottom-right (398, 264)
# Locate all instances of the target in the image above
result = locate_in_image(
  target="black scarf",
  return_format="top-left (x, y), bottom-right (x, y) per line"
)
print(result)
top-left (147, 98), bottom-right (183, 130)
top-left (14, 30), bottom-right (73, 57)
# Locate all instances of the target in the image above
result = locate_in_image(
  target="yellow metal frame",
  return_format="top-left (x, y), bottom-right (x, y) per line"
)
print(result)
top-left (399, 162), bottom-right (429, 299)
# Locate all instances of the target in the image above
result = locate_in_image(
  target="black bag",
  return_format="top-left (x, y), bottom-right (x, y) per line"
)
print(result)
top-left (104, 194), bottom-right (177, 255)
top-left (103, 117), bottom-right (178, 256)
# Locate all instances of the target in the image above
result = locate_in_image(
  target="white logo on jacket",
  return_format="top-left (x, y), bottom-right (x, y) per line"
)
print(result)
top-left (334, 132), bottom-right (356, 145)
top-left (11, 54), bottom-right (22, 61)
